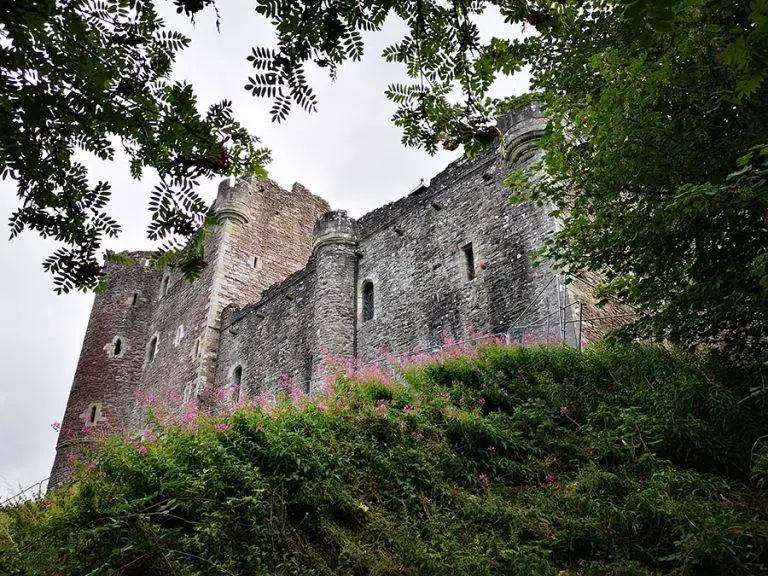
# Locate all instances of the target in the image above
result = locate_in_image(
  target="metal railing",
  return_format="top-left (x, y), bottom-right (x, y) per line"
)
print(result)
top-left (0, 477), bottom-right (49, 509)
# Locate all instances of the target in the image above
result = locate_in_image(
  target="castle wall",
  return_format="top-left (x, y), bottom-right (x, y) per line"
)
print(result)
top-left (54, 103), bottom-right (597, 487)
top-left (354, 104), bottom-right (562, 360)
top-left (52, 178), bottom-right (328, 484)
top-left (215, 264), bottom-right (318, 398)
top-left (49, 252), bottom-right (162, 488)
top-left (214, 103), bottom-right (567, 397)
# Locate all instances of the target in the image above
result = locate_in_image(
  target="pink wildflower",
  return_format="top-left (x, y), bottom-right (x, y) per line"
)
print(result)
top-left (402, 404), bottom-right (415, 414)
top-left (487, 446), bottom-right (496, 455)
top-left (596, 389), bottom-right (605, 396)
top-left (146, 394), bottom-right (157, 404)
top-left (477, 473), bottom-right (491, 489)
top-left (477, 398), bottom-right (486, 407)
top-left (559, 406), bottom-right (569, 416)
top-left (182, 412), bottom-right (196, 422)
top-left (545, 473), bottom-right (555, 485)
top-left (136, 443), bottom-right (147, 456)
top-left (51, 421), bottom-right (61, 432)
top-left (214, 423), bottom-right (230, 432)
top-left (375, 399), bottom-right (387, 408)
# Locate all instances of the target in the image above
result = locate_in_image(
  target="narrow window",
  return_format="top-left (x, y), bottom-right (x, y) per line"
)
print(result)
top-left (362, 281), bottom-right (374, 322)
top-left (114, 338), bottom-right (122, 356)
top-left (232, 365), bottom-right (243, 403)
top-left (131, 292), bottom-right (138, 306)
top-left (89, 405), bottom-right (97, 424)
top-left (462, 243), bottom-right (476, 281)
top-left (194, 338), bottom-right (201, 358)
top-left (233, 365), bottom-right (242, 386)
top-left (147, 336), bottom-right (158, 363)
top-left (253, 256), bottom-right (262, 270)
top-left (174, 325), bottom-right (185, 346)
top-left (160, 275), bottom-right (170, 298)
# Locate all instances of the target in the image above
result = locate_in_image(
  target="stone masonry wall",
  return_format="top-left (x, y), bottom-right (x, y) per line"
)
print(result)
top-left (215, 263), bottom-right (318, 398)
top-left (49, 252), bottom-right (162, 488)
top-left (52, 178), bottom-right (328, 484)
top-left (212, 102), bottom-right (570, 396)
top-left (54, 103), bottom-right (596, 485)
top-left (355, 104), bottom-right (565, 361)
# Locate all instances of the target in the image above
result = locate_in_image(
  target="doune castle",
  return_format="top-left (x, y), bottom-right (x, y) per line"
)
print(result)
top-left (51, 104), bottom-right (612, 487)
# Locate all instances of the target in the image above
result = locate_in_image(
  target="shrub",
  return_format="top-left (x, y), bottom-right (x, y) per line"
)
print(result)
top-left (2, 343), bottom-right (767, 575)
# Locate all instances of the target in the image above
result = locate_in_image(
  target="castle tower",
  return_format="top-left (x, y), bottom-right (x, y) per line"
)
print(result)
top-left (49, 252), bottom-right (162, 488)
top-left (50, 177), bottom-right (329, 486)
top-left (310, 211), bottom-right (358, 391)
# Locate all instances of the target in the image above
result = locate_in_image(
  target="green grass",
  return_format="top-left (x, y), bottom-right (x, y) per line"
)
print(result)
top-left (2, 343), bottom-right (768, 575)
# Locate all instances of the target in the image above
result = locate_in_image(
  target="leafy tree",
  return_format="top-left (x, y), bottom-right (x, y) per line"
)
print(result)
top-left (239, 0), bottom-right (768, 352)
top-left (1, 0), bottom-right (269, 292)
top-left (3, 0), bottom-right (766, 353)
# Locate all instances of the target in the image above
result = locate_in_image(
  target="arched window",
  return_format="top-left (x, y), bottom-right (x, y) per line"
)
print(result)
top-left (86, 403), bottom-right (101, 424)
top-left (233, 365), bottom-right (242, 387)
top-left (362, 281), bottom-right (374, 322)
top-left (147, 335), bottom-right (158, 364)
top-left (114, 338), bottom-right (122, 356)
top-left (232, 365), bottom-right (243, 403)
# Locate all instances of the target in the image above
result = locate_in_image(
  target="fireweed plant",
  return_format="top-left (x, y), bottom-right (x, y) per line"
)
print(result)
top-left (3, 342), bottom-right (768, 575)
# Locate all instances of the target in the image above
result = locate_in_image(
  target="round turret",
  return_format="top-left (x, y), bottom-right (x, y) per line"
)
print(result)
top-left (212, 178), bottom-right (252, 224)
top-left (500, 102), bottom-right (547, 165)
top-left (312, 210), bottom-right (357, 252)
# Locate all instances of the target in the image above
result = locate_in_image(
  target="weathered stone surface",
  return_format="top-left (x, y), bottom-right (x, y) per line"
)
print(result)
top-left (52, 103), bottom-right (616, 485)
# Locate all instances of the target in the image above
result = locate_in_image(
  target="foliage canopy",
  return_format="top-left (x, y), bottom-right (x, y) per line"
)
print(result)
top-left (2, 343), bottom-right (768, 574)
top-left (1, 0), bottom-right (269, 292)
top-left (2, 0), bottom-right (766, 352)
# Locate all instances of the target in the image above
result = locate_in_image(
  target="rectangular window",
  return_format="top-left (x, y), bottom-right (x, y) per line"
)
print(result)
top-left (462, 243), bottom-right (475, 281)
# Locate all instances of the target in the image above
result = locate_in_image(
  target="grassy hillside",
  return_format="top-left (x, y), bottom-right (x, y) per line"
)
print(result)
top-left (2, 343), bottom-right (768, 575)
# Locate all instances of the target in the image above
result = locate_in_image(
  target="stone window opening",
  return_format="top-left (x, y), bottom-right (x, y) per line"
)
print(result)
top-left (253, 256), bottom-right (263, 270)
top-left (462, 243), bottom-right (476, 281)
top-left (131, 292), bottom-right (138, 306)
top-left (146, 334), bottom-right (159, 365)
top-left (106, 335), bottom-right (126, 359)
top-left (160, 275), bottom-right (170, 298)
top-left (174, 325), bottom-right (185, 347)
top-left (193, 338), bottom-right (201, 358)
top-left (362, 281), bottom-right (375, 322)
top-left (232, 365), bottom-right (243, 402)
top-left (84, 402), bottom-right (102, 425)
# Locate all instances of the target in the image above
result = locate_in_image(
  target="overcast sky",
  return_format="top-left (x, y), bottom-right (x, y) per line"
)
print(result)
top-left (0, 4), bottom-right (529, 498)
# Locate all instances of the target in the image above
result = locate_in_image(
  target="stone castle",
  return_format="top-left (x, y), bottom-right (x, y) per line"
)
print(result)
top-left (50, 103), bottom-right (611, 487)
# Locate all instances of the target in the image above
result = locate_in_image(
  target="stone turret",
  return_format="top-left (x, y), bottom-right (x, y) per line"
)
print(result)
top-left (311, 211), bottom-right (358, 391)
top-left (212, 178), bottom-right (252, 224)
top-left (500, 102), bottom-right (547, 165)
